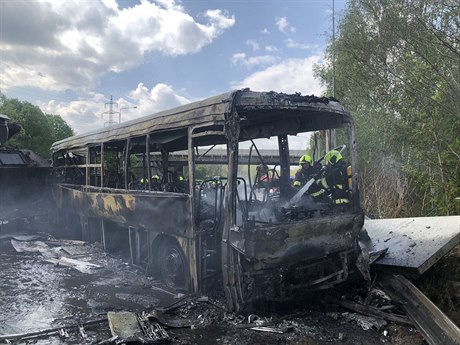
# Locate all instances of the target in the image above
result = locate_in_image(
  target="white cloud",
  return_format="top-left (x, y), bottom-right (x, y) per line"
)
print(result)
top-left (231, 53), bottom-right (247, 64)
top-left (265, 45), bottom-right (279, 52)
top-left (100, 0), bottom-right (119, 11)
top-left (41, 95), bottom-right (107, 134)
top-left (260, 28), bottom-right (270, 34)
top-left (40, 82), bottom-right (191, 134)
top-left (275, 17), bottom-right (295, 33)
top-left (231, 56), bottom-right (324, 96)
top-left (129, 83), bottom-right (190, 117)
top-left (246, 39), bottom-right (260, 51)
top-left (0, 0), bottom-right (235, 92)
top-left (154, 0), bottom-right (184, 10)
top-left (276, 17), bottom-right (289, 33)
top-left (205, 9), bottom-right (235, 32)
top-left (231, 53), bottom-right (278, 67)
top-left (45, 55), bottom-right (323, 134)
top-left (285, 38), bottom-right (316, 50)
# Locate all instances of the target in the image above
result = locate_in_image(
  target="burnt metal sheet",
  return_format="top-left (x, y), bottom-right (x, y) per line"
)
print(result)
top-left (54, 184), bottom-right (193, 237)
top-left (243, 212), bottom-right (364, 266)
top-left (107, 311), bottom-right (143, 340)
top-left (51, 91), bottom-right (234, 152)
top-left (380, 274), bottom-right (460, 345)
top-left (363, 216), bottom-right (460, 275)
top-left (51, 90), bottom-right (350, 152)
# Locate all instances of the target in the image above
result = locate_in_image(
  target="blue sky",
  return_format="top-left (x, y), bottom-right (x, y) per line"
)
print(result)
top-left (0, 0), bottom-right (346, 134)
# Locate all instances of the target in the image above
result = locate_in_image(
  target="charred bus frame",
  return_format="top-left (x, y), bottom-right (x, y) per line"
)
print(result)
top-left (51, 90), bottom-right (364, 311)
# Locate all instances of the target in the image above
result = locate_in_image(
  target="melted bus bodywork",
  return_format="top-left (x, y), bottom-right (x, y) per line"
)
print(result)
top-left (51, 90), bottom-right (364, 311)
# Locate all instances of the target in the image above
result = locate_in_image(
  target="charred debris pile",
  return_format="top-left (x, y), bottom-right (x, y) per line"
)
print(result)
top-left (1, 233), bottom-right (459, 344)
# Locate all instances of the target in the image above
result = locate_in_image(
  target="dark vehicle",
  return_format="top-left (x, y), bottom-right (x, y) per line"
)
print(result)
top-left (0, 115), bottom-right (50, 233)
top-left (50, 90), bottom-right (364, 311)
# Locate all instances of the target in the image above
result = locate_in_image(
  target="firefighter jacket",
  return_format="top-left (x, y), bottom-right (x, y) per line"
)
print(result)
top-left (293, 166), bottom-right (315, 186)
top-left (315, 161), bottom-right (349, 204)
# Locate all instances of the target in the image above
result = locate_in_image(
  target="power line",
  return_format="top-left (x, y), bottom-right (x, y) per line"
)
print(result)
top-left (101, 95), bottom-right (118, 127)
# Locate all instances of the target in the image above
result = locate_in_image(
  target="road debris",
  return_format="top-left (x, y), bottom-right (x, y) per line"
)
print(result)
top-left (338, 332), bottom-right (346, 341)
top-left (10, 238), bottom-right (103, 273)
top-left (332, 298), bottom-right (412, 325)
top-left (45, 256), bottom-right (103, 273)
top-left (249, 326), bottom-right (284, 334)
top-left (0, 234), bottom-right (42, 242)
top-left (146, 309), bottom-right (192, 328)
top-left (380, 274), bottom-right (460, 345)
top-left (342, 312), bottom-right (387, 331)
top-left (94, 335), bottom-right (119, 344)
top-left (0, 318), bottom-right (107, 343)
top-left (2, 229), bottom-right (457, 344)
top-left (363, 216), bottom-right (460, 275)
top-left (58, 328), bottom-right (70, 339)
top-left (137, 312), bottom-right (170, 343)
top-left (78, 324), bottom-right (88, 339)
top-left (107, 311), bottom-right (170, 344)
top-left (107, 311), bottom-right (145, 341)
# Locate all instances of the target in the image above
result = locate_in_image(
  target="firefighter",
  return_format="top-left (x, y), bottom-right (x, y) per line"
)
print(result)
top-left (314, 149), bottom-right (349, 205)
top-left (139, 174), bottom-right (162, 191)
top-left (293, 154), bottom-right (314, 187)
top-left (255, 164), bottom-right (270, 187)
top-left (139, 177), bottom-right (148, 190)
top-left (175, 173), bottom-right (188, 193)
top-left (151, 174), bottom-right (162, 191)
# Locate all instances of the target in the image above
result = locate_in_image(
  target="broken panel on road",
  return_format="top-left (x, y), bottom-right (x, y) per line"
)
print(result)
top-left (363, 216), bottom-right (460, 275)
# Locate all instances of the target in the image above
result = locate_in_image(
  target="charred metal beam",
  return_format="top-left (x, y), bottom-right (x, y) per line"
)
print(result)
top-left (146, 135), bottom-right (151, 191)
top-left (100, 143), bottom-right (104, 187)
top-left (124, 138), bottom-right (130, 189)
top-left (278, 135), bottom-right (290, 198)
top-left (222, 95), bottom-right (242, 312)
top-left (379, 274), bottom-right (460, 345)
top-left (188, 126), bottom-right (198, 292)
top-left (332, 298), bottom-right (412, 325)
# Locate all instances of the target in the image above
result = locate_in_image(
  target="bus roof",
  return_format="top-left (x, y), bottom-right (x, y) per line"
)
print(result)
top-left (51, 89), bottom-right (352, 152)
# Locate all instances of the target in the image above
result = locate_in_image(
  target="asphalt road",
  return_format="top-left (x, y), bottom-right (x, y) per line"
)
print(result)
top-left (0, 233), bottom-right (424, 345)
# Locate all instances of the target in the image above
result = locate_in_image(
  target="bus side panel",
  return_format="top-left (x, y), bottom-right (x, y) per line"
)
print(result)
top-left (54, 184), bottom-right (193, 238)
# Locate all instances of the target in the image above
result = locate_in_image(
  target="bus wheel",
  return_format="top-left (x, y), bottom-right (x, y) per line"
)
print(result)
top-left (158, 238), bottom-right (190, 290)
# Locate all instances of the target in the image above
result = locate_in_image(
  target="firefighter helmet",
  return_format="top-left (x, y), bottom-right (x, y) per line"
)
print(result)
top-left (299, 154), bottom-right (313, 165)
top-left (324, 150), bottom-right (342, 165)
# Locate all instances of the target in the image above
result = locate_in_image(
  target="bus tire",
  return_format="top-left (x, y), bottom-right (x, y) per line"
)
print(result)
top-left (157, 237), bottom-right (190, 291)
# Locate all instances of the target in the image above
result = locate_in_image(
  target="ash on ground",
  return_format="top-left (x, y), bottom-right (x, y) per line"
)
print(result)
top-left (0, 233), bottom-right (425, 344)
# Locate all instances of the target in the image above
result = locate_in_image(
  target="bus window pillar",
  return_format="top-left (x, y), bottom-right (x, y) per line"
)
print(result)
top-left (85, 147), bottom-right (90, 186)
top-left (146, 135), bottom-right (151, 191)
top-left (100, 143), bottom-right (104, 188)
top-left (124, 138), bottom-right (130, 189)
top-left (160, 146), bottom-right (169, 183)
top-left (278, 135), bottom-right (290, 198)
top-left (188, 127), bottom-right (198, 292)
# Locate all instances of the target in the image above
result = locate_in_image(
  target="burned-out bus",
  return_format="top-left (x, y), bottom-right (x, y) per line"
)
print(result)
top-left (50, 89), bottom-right (364, 311)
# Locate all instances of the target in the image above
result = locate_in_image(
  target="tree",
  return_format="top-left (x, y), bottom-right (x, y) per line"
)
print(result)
top-left (0, 93), bottom-right (74, 158)
top-left (46, 114), bottom-right (74, 145)
top-left (316, 0), bottom-right (460, 216)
